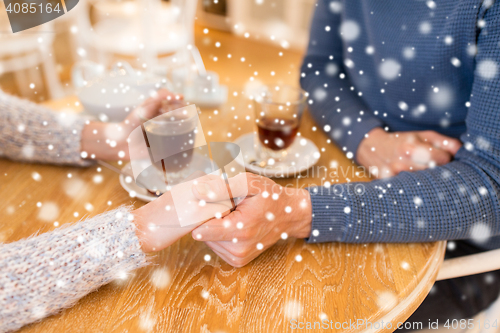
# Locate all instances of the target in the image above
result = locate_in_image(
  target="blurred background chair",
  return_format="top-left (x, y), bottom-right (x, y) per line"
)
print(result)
top-left (428, 246), bottom-right (500, 333)
top-left (73, 0), bottom-right (198, 71)
top-left (197, 0), bottom-right (315, 50)
top-left (0, 17), bottom-right (64, 100)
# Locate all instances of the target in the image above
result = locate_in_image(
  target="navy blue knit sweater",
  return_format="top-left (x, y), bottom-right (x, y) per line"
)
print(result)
top-left (300, 0), bottom-right (500, 249)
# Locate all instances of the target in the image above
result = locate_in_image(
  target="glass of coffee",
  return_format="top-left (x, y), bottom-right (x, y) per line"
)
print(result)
top-left (252, 85), bottom-right (307, 163)
top-left (140, 100), bottom-right (198, 185)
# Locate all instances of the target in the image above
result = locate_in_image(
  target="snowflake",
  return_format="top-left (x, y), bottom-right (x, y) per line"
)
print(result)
top-left (150, 268), bottom-right (171, 289)
top-left (284, 300), bottom-right (303, 319)
top-left (478, 187), bottom-right (488, 196)
top-left (31, 171), bottom-right (42, 181)
top-left (476, 136), bottom-right (491, 150)
top-left (265, 212), bottom-right (275, 221)
top-left (470, 223), bottom-right (491, 244)
top-left (429, 84), bottom-right (454, 110)
top-left (402, 47), bottom-right (415, 60)
top-left (365, 45), bottom-right (375, 55)
top-left (451, 57), bottom-right (461, 67)
top-left (325, 63), bottom-right (338, 76)
top-left (329, 1), bottom-right (342, 13)
top-left (378, 59), bottom-right (401, 80)
top-left (339, 20), bottom-right (360, 42)
top-left (398, 101), bottom-right (409, 111)
top-left (376, 291), bottom-right (397, 311)
top-left (38, 202), bottom-right (60, 222)
top-left (139, 311), bottom-right (156, 332)
top-left (413, 196), bottom-right (423, 206)
top-left (313, 88), bottom-right (327, 102)
top-left (419, 21), bottom-right (432, 34)
top-left (23, 145), bottom-right (35, 158)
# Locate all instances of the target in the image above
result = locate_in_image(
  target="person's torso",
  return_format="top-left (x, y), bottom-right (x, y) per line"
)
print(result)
top-left (338, 0), bottom-right (485, 137)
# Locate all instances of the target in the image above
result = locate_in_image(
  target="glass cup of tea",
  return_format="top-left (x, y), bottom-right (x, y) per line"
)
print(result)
top-left (252, 85), bottom-right (307, 164)
top-left (139, 100), bottom-right (199, 185)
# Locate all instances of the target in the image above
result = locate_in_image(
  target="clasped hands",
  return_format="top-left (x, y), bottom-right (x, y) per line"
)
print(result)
top-left (133, 172), bottom-right (313, 267)
top-left (109, 91), bottom-right (463, 267)
top-left (190, 173), bottom-right (312, 267)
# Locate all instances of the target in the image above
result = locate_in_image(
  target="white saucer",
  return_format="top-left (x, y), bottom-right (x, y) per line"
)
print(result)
top-left (119, 153), bottom-right (213, 202)
top-left (233, 133), bottom-right (320, 178)
top-left (119, 163), bottom-right (157, 202)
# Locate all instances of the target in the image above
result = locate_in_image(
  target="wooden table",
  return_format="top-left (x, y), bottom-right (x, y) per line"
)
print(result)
top-left (1, 27), bottom-right (446, 333)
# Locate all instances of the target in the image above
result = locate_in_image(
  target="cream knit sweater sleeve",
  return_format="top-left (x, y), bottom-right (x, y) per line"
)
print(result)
top-left (0, 91), bottom-right (148, 331)
top-left (0, 207), bottom-right (148, 332)
top-left (0, 89), bottom-right (91, 166)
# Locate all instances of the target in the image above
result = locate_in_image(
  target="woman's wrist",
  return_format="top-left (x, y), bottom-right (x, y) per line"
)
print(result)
top-left (130, 193), bottom-right (195, 254)
top-left (131, 205), bottom-right (155, 253)
top-left (81, 121), bottom-right (129, 161)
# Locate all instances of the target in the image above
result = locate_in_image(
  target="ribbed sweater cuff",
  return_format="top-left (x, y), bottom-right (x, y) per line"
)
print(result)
top-left (305, 187), bottom-right (347, 243)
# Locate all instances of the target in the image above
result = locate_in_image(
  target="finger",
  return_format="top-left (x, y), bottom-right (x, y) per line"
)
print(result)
top-left (210, 247), bottom-right (237, 266)
top-left (417, 131), bottom-right (462, 155)
top-left (192, 218), bottom-right (229, 241)
top-left (410, 142), bottom-right (452, 166)
top-left (192, 172), bottom-right (264, 202)
top-left (206, 241), bottom-right (260, 268)
top-left (205, 242), bottom-right (249, 267)
top-left (191, 210), bottom-right (244, 242)
top-left (390, 161), bottom-right (427, 174)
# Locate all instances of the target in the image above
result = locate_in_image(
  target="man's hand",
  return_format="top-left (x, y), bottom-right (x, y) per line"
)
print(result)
top-left (357, 128), bottom-right (462, 178)
top-left (80, 89), bottom-right (180, 161)
top-left (190, 172), bottom-right (312, 267)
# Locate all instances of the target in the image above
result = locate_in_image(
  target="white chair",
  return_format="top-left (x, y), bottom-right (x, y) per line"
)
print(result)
top-left (424, 244), bottom-right (500, 333)
top-left (72, 0), bottom-right (198, 71)
top-left (437, 247), bottom-right (500, 281)
top-left (0, 11), bottom-right (64, 100)
top-left (226, 0), bottom-right (316, 50)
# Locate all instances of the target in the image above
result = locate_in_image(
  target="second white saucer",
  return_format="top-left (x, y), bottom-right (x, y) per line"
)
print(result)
top-left (233, 132), bottom-right (320, 178)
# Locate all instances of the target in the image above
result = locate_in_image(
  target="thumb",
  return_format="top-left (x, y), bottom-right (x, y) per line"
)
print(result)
top-left (192, 172), bottom-right (263, 202)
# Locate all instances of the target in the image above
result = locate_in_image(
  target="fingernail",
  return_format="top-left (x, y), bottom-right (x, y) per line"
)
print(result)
top-left (195, 182), bottom-right (211, 196)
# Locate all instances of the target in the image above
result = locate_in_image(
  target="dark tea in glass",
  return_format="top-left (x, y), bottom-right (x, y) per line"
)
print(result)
top-left (140, 101), bottom-right (198, 183)
top-left (253, 85), bottom-right (306, 162)
top-left (257, 117), bottom-right (299, 151)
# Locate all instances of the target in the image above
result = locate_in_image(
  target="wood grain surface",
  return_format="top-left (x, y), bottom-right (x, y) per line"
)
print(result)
top-left (1, 25), bottom-right (446, 333)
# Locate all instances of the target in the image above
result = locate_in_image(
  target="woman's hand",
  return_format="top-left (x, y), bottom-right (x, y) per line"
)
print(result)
top-left (190, 173), bottom-right (312, 267)
top-left (357, 127), bottom-right (462, 178)
top-left (131, 171), bottom-right (233, 253)
top-left (80, 89), bottom-right (180, 161)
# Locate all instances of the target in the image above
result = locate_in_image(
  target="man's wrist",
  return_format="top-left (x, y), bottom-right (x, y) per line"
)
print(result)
top-left (357, 127), bottom-right (386, 166)
top-left (359, 127), bottom-right (385, 150)
top-left (289, 188), bottom-right (313, 239)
